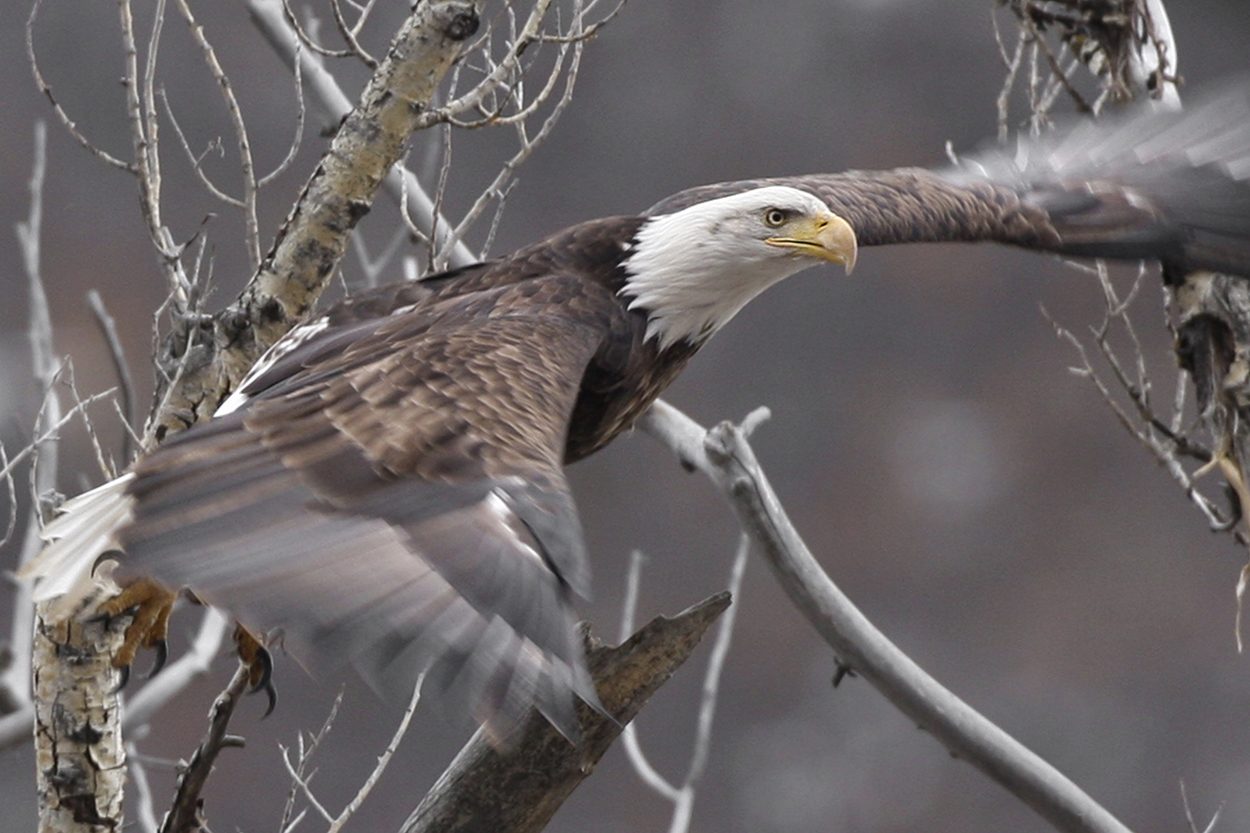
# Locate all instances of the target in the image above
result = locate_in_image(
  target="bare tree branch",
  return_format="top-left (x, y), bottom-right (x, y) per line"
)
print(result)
top-left (281, 673), bottom-right (424, 833)
top-left (401, 595), bottom-right (731, 833)
top-left (19, 8), bottom-right (485, 829)
top-left (86, 290), bottom-right (138, 466)
top-left (31, 605), bottom-right (128, 832)
top-left (3, 122), bottom-right (52, 725)
top-left (13, 119), bottom-right (129, 832)
top-left (277, 688), bottom-right (343, 833)
top-left (328, 0), bottom-right (378, 68)
top-left (126, 740), bottom-right (161, 833)
top-left (26, 0), bottom-right (134, 171)
top-left (639, 399), bottom-right (1136, 833)
top-left (620, 535), bottom-right (749, 833)
top-left (172, 0), bottom-right (263, 267)
top-left (147, 0), bottom-right (483, 442)
top-left (280, 0), bottom-right (356, 62)
top-left (159, 661), bottom-right (251, 833)
top-left (245, 0), bottom-right (477, 269)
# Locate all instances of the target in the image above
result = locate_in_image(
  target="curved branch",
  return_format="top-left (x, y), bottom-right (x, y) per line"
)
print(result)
top-left (279, 0), bottom-right (356, 61)
top-left (639, 399), bottom-right (1135, 833)
top-left (26, 0), bottom-right (133, 172)
top-left (414, 0), bottom-right (554, 130)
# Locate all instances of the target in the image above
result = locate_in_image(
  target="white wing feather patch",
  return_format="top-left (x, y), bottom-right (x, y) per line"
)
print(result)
top-left (485, 489), bottom-right (547, 570)
top-left (215, 316), bottom-right (330, 416)
top-left (20, 473), bottom-right (136, 616)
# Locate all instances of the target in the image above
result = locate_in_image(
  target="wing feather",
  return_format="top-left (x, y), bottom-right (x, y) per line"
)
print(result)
top-left (647, 87), bottom-right (1250, 278)
top-left (116, 274), bottom-right (626, 740)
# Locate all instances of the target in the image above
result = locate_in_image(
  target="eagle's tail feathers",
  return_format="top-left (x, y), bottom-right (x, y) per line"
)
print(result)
top-left (20, 473), bottom-right (136, 616)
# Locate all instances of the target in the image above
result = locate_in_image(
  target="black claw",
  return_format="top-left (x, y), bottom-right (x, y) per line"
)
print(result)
top-left (243, 644), bottom-right (277, 718)
top-left (260, 681), bottom-right (278, 719)
top-left (112, 664), bottom-right (131, 693)
top-left (85, 607), bottom-right (128, 627)
top-left (1221, 482), bottom-right (1244, 531)
top-left (248, 645), bottom-right (274, 695)
top-left (143, 640), bottom-right (168, 680)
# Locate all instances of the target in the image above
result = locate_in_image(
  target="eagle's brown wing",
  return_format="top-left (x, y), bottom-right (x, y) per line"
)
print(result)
top-left (120, 275), bottom-right (624, 741)
top-left (649, 88), bottom-right (1250, 280)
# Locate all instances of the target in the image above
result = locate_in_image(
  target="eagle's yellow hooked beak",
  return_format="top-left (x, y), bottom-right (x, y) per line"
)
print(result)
top-left (766, 211), bottom-right (858, 274)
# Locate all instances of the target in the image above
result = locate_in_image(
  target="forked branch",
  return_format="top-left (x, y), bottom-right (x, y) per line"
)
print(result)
top-left (640, 400), bottom-right (1135, 833)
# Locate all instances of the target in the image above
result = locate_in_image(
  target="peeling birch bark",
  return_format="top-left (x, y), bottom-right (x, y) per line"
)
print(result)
top-left (32, 601), bottom-right (126, 833)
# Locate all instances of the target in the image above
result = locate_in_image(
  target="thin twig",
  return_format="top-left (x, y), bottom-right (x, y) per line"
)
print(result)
top-left (86, 290), bottom-right (138, 465)
top-left (279, 689), bottom-right (344, 833)
top-left (121, 0), bottom-right (159, 233)
top-left (127, 740), bottom-right (161, 833)
top-left (995, 23), bottom-right (1029, 140)
top-left (1180, 778), bottom-right (1223, 833)
top-left (281, 0), bottom-right (355, 60)
top-left (2, 121), bottom-right (55, 725)
top-left (119, 0), bottom-right (197, 308)
top-left (282, 674), bottom-right (425, 832)
top-left (61, 363), bottom-right (116, 482)
top-left (160, 90), bottom-right (244, 207)
top-left (684, 533), bottom-right (748, 789)
top-left (0, 445), bottom-right (17, 554)
top-left (352, 225), bottom-right (410, 289)
top-left (173, 0), bottom-right (262, 268)
top-left (26, 0), bottom-right (133, 171)
top-left (415, 0), bottom-right (555, 129)
top-left (329, 0), bottom-right (377, 67)
top-left (257, 37), bottom-right (307, 188)
top-left (619, 535), bottom-right (749, 833)
top-left (0, 389), bottom-right (119, 489)
top-left (618, 552), bottom-right (682, 803)
top-left (441, 31), bottom-right (585, 267)
top-left (429, 123), bottom-right (455, 272)
top-left (1046, 307), bottom-right (1233, 532)
top-left (327, 673), bottom-right (424, 832)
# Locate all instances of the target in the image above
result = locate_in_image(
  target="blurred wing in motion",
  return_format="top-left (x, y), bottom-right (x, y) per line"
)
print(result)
top-left (36, 273), bottom-right (624, 743)
top-left (649, 86), bottom-right (1250, 280)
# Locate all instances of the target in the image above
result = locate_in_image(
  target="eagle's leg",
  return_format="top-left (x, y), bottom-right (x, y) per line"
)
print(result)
top-left (89, 578), bottom-right (176, 690)
top-left (233, 624), bottom-right (277, 717)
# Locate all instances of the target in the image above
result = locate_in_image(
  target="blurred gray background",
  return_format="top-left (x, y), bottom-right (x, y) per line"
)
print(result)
top-left (3, 1), bottom-right (1250, 831)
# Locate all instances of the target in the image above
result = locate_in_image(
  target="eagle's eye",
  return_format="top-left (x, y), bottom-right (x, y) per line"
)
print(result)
top-left (763, 208), bottom-right (788, 228)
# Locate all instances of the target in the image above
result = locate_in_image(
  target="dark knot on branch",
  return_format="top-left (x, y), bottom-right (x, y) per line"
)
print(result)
top-left (436, 2), bottom-right (481, 42)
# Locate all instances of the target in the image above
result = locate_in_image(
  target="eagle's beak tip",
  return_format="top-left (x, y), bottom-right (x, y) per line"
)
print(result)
top-left (820, 213), bottom-right (858, 275)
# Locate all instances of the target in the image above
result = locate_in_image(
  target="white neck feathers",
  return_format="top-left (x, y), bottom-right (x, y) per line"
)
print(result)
top-left (619, 187), bottom-right (833, 349)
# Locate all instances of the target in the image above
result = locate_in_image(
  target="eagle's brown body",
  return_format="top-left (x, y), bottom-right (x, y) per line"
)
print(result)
top-left (29, 89), bottom-right (1250, 740)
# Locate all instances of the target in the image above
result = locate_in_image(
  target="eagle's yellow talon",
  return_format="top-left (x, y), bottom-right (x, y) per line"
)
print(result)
top-left (90, 578), bottom-right (178, 684)
top-left (234, 625), bottom-right (278, 717)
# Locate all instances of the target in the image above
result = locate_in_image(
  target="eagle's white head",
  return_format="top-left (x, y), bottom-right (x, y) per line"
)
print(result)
top-left (621, 186), bottom-right (857, 349)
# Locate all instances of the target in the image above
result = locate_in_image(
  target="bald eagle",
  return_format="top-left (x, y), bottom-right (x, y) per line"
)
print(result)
top-left (24, 92), bottom-right (1250, 742)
